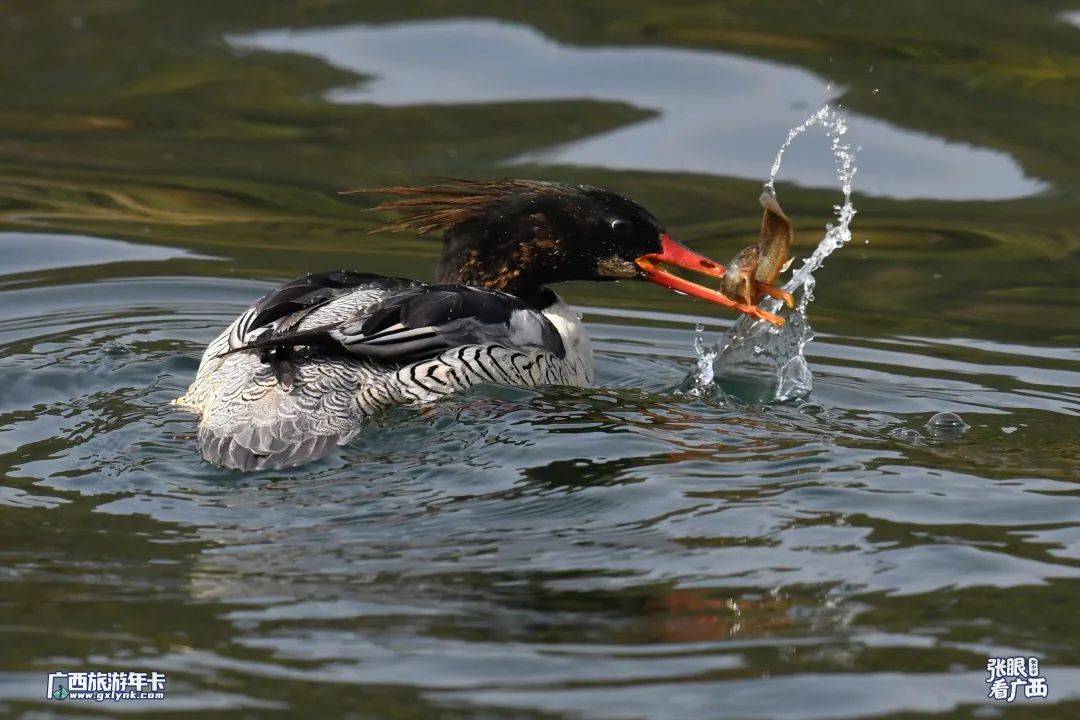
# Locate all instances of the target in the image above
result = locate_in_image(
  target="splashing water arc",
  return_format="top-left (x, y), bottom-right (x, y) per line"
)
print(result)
top-left (697, 105), bottom-right (858, 401)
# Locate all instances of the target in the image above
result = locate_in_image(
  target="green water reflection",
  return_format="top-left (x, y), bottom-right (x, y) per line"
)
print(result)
top-left (1, 2), bottom-right (1078, 718)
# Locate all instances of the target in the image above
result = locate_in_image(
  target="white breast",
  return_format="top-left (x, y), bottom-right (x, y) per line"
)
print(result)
top-left (541, 294), bottom-right (594, 386)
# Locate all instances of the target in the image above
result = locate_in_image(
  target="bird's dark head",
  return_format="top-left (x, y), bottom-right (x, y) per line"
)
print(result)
top-left (366, 179), bottom-right (735, 309)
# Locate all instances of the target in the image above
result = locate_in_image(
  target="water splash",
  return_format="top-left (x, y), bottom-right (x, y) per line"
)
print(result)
top-left (688, 323), bottom-right (717, 396)
top-left (693, 104), bottom-right (858, 401)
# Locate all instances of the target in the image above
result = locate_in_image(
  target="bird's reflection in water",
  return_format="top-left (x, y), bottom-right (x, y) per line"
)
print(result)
top-left (644, 587), bottom-right (793, 642)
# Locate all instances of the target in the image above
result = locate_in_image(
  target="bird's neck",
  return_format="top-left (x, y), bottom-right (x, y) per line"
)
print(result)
top-left (540, 292), bottom-right (594, 385)
top-left (435, 225), bottom-right (569, 308)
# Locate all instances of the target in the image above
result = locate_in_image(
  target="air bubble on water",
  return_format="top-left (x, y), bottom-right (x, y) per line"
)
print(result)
top-left (925, 412), bottom-right (970, 439)
top-left (887, 427), bottom-right (926, 445)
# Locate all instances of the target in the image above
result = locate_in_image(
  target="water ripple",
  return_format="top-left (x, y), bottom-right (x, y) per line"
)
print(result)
top-left (2, 273), bottom-right (1077, 718)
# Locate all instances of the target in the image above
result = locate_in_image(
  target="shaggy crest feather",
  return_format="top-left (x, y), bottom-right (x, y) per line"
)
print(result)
top-left (347, 178), bottom-right (572, 235)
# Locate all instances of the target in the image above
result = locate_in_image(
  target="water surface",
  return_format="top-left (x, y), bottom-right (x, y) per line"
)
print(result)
top-left (1, 3), bottom-right (1078, 719)
top-left (232, 19), bottom-right (1045, 200)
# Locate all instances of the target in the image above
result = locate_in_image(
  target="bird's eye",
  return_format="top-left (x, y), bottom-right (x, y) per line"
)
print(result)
top-left (610, 218), bottom-right (634, 240)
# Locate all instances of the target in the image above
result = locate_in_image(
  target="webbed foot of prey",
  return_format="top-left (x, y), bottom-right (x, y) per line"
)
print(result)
top-left (756, 282), bottom-right (796, 308)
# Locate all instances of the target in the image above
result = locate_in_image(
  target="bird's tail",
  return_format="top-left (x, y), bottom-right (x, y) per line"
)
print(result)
top-left (175, 351), bottom-right (365, 470)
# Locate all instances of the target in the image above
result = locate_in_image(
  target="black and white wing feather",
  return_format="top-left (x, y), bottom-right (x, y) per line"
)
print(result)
top-left (227, 271), bottom-right (420, 350)
top-left (230, 284), bottom-right (567, 364)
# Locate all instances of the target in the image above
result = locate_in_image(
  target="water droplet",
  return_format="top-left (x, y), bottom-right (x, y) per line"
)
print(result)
top-left (690, 324), bottom-right (716, 392)
top-left (925, 412), bottom-right (970, 439)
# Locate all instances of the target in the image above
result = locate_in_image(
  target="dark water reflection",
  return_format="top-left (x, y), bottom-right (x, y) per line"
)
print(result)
top-left (1, 2), bottom-right (1079, 718)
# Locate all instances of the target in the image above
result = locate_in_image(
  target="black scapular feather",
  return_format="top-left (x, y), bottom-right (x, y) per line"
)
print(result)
top-left (228, 283), bottom-right (564, 366)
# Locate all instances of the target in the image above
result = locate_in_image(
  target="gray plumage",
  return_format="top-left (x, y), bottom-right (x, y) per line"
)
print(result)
top-left (174, 275), bottom-right (593, 470)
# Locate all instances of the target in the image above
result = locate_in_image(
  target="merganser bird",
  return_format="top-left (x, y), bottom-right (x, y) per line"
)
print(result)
top-left (176, 179), bottom-right (780, 470)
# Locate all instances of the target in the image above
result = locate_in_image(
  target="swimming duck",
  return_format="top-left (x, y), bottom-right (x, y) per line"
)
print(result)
top-left (175, 179), bottom-right (784, 470)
